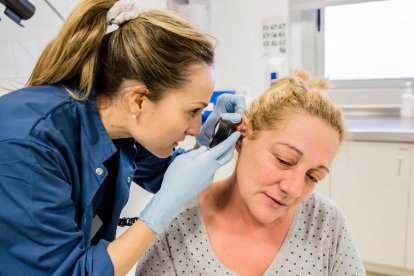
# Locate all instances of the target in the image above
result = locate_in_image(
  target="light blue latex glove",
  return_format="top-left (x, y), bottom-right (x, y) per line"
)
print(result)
top-left (196, 94), bottom-right (247, 147)
top-left (140, 131), bottom-right (241, 234)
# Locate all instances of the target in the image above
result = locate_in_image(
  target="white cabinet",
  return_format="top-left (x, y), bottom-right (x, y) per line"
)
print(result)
top-left (314, 178), bottom-right (330, 198)
top-left (330, 141), bottom-right (412, 268)
top-left (408, 160), bottom-right (414, 270)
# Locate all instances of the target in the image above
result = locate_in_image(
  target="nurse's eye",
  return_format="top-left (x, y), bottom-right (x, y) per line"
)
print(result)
top-left (190, 109), bottom-right (201, 118)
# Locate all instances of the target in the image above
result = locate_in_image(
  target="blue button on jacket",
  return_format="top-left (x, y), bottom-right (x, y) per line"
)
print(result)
top-left (0, 85), bottom-right (181, 275)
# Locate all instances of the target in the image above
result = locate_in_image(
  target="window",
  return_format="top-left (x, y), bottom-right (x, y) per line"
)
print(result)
top-left (324, 0), bottom-right (414, 80)
top-left (289, 0), bottom-right (414, 106)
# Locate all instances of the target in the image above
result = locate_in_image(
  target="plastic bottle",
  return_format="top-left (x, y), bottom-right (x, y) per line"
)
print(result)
top-left (270, 72), bottom-right (278, 86)
top-left (266, 57), bottom-right (286, 88)
top-left (400, 81), bottom-right (414, 119)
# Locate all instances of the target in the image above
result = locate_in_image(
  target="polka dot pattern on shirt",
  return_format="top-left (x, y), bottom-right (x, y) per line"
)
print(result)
top-left (136, 193), bottom-right (366, 276)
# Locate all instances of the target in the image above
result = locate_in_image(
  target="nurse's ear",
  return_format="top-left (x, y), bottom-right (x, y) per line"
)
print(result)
top-left (125, 84), bottom-right (150, 117)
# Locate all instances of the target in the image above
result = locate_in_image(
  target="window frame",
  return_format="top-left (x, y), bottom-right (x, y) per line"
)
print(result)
top-left (289, 0), bottom-right (414, 108)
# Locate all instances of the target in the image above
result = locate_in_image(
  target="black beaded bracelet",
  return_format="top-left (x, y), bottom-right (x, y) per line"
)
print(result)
top-left (118, 217), bottom-right (139, 227)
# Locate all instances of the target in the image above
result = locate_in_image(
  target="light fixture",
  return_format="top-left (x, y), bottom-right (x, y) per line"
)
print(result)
top-left (0, 0), bottom-right (35, 27)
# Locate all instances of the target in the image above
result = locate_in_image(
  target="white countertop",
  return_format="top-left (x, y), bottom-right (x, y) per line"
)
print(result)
top-left (346, 116), bottom-right (414, 143)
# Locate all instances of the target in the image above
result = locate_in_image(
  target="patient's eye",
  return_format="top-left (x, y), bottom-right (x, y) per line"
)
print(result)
top-left (278, 158), bottom-right (290, 166)
top-left (306, 169), bottom-right (326, 185)
top-left (277, 157), bottom-right (295, 168)
top-left (306, 174), bottom-right (319, 185)
top-left (273, 145), bottom-right (301, 168)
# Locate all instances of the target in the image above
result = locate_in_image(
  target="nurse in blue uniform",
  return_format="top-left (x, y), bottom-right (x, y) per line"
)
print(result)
top-left (0, 0), bottom-right (246, 275)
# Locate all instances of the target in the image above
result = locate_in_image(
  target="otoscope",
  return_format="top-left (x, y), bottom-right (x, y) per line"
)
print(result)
top-left (209, 117), bottom-right (241, 148)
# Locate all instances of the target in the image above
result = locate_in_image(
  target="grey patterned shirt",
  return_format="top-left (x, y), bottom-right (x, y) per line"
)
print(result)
top-left (136, 193), bottom-right (366, 275)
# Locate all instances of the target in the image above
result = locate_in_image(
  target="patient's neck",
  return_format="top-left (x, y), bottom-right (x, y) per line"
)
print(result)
top-left (199, 173), bottom-right (294, 276)
top-left (199, 173), bottom-right (293, 231)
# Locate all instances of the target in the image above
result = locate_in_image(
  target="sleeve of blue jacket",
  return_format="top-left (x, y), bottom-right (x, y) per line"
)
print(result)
top-left (0, 139), bottom-right (114, 276)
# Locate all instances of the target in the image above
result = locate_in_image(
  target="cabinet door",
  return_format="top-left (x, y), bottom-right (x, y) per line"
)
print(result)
top-left (408, 159), bottom-right (414, 270)
top-left (331, 142), bottom-right (411, 268)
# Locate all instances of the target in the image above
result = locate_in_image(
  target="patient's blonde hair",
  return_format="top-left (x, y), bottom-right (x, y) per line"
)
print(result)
top-left (246, 70), bottom-right (346, 141)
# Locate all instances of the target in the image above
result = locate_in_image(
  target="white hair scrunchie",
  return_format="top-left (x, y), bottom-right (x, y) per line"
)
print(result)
top-left (105, 0), bottom-right (144, 34)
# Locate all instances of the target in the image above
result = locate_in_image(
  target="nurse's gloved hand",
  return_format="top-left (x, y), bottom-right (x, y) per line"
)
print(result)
top-left (140, 131), bottom-right (241, 234)
top-left (196, 94), bottom-right (247, 147)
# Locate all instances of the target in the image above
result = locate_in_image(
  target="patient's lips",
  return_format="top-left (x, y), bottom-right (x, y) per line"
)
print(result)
top-left (263, 192), bottom-right (287, 208)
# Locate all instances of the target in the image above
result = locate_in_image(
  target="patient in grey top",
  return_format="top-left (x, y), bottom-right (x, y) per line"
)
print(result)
top-left (136, 71), bottom-right (366, 276)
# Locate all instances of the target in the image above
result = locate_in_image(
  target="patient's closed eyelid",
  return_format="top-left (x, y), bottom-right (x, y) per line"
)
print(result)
top-left (306, 174), bottom-right (318, 184)
top-left (275, 154), bottom-right (298, 167)
top-left (308, 169), bottom-right (327, 182)
top-left (277, 158), bottom-right (292, 166)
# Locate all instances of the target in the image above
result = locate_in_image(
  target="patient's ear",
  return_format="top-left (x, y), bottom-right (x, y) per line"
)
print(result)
top-left (236, 114), bottom-right (249, 153)
top-left (236, 139), bottom-right (243, 153)
top-left (236, 114), bottom-right (248, 133)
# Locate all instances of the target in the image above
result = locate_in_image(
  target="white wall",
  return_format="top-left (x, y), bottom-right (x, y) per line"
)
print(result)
top-left (210, 0), bottom-right (289, 101)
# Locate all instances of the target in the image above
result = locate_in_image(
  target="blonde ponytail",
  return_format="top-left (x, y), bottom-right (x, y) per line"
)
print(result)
top-left (27, 0), bottom-right (115, 99)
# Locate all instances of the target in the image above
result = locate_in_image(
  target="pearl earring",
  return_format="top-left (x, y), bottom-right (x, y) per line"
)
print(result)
top-left (131, 113), bottom-right (137, 119)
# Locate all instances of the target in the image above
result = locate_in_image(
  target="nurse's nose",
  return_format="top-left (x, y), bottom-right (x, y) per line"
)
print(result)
top-left (278, 170), bottom-right (304, 199)
top-left (185, 116), bottom-right (202, 136)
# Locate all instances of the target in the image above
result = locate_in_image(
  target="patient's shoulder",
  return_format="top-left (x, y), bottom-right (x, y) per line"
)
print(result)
top-left (298, 192), bottom-right (346, 228)
top-left (306, 192), bottom-right (341, 213)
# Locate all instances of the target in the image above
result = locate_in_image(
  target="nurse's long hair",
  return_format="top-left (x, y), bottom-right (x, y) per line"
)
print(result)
top-left (246, 70), bottom-right (346, 142)
top-left (27, 0), bottom-right (214, 101)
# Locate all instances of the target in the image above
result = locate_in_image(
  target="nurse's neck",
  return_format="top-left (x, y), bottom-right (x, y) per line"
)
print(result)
top-left (96, 93), bottom-right (132, 140)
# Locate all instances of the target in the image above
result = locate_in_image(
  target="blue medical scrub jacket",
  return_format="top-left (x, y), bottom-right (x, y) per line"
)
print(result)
top-left (0, 84), bottom-right (183, 275)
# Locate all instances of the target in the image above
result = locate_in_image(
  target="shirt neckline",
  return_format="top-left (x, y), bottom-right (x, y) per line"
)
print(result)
top-left (194, 198), bottom-right (302, 275)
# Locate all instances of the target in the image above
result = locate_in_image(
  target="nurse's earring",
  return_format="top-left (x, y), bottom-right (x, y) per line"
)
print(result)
top-left (131, 113), bottom-right (137, 119)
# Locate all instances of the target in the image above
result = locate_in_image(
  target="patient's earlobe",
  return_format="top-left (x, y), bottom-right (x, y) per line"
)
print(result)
top-left (236, 139), bottom-right (243, 153)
